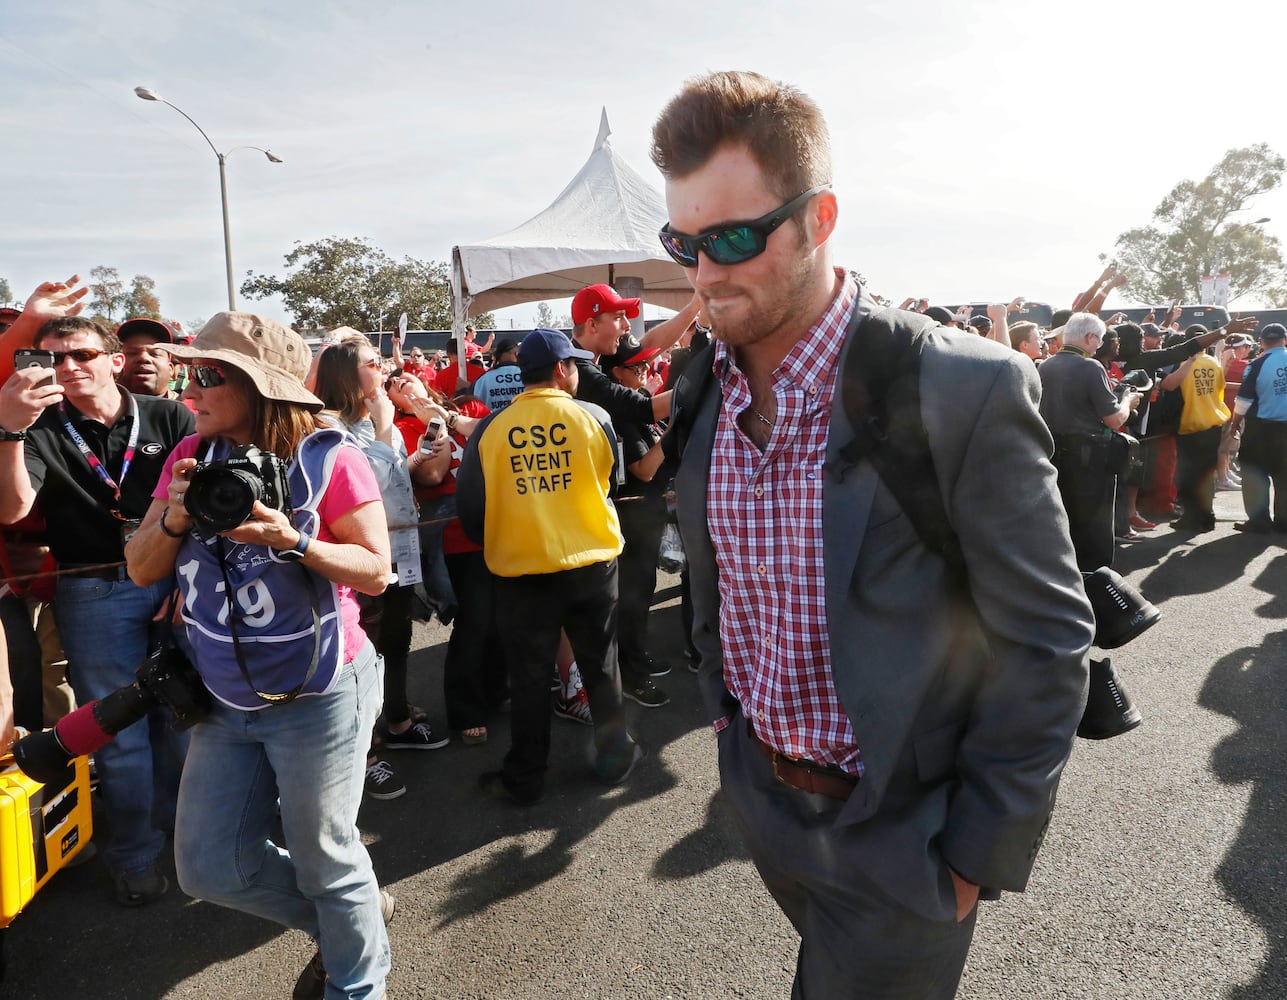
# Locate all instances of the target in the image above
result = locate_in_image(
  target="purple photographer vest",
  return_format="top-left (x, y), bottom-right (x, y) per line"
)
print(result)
top-left (175, 429), bottom-right (351, 710)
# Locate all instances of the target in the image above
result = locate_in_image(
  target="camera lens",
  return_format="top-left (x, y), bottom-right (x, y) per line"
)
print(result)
top-left (186, 466), bottom-right (264, 533)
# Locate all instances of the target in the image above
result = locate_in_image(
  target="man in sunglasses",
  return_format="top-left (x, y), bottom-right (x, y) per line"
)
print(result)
top-left (652, 71), bottom-right (1091, 998)
top-left (0, 315), bottom-right (194, 907)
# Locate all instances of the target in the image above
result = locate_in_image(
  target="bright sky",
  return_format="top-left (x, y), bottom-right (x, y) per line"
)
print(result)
top-left (4, 0), bottom-right (1286, 330)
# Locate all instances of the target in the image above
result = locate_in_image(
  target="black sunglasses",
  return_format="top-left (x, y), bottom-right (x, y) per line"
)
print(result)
top-left (50, 348), bottom-right (111, 365)
top-left (190, 364), bottom-right (228, 388)
top-left (658, 185), bottom-right (829, 268)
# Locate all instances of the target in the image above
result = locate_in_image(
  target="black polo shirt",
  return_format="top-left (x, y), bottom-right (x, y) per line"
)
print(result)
top-left (23, 390), bottom-right (195, 566)
top-left (573, 358), bottom-right (655, 428)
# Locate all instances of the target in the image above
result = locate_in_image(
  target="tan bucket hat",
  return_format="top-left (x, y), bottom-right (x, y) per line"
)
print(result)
top-left (160, 311), bottom-right (323, 411)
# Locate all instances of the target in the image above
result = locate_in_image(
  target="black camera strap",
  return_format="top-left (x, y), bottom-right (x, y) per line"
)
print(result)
top-left (214, 535), bottom-right (322, 706)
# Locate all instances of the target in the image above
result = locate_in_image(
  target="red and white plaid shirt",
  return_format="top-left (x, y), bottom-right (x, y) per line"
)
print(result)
top-left (708, 270), bottom-right (862, 776)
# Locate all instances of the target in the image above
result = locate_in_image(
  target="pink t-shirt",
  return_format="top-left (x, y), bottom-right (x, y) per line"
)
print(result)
top-left (154, 434), bottom-right (382, 663)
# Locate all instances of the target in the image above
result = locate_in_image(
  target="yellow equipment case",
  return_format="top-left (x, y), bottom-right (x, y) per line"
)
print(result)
top-left (0, 755), bottom-right (93, 927)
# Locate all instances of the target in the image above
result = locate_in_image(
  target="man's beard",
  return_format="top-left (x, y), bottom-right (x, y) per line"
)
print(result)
top-left (702, 250), bottom-right (818, 350)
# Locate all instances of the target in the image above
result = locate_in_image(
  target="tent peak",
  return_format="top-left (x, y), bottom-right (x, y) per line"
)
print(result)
top-left (596, 107), bottom-right (611, 149)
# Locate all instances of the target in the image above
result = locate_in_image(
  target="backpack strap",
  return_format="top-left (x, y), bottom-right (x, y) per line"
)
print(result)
top-left (837, 309), bottom-right (966, 588)
top-left (661, 309), bottom-right (965, 588)
top-left (662, 340), bottom-right (718, 465)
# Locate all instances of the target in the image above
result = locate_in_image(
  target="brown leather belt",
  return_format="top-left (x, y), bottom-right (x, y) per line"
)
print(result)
top-left (746, 722), bottom-right (858, 801)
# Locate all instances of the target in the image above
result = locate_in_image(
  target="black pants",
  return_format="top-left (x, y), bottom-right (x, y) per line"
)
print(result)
top-left (1175, 425), bottom-right (1222, 523)
top-left (442, 550), bottom-right (508, 731)
top-left (1240, 418), bottom-right (1287, 527)
top-left (1053, 442), bottom-right (1116, 572)
top-left (0, 593), bottom-right (43, 732)
top-left (614, 494), bottom-right (667, 682)
top-left (493, 560), bottom-right (627, 798)
top-left (358, 582), bottom-right (414, 726)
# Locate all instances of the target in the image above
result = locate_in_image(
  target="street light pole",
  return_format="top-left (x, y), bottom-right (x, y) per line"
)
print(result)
top-left (217, 152), bottom-right (234, 310)
top-left (134, 86), bottom-right (280, 311)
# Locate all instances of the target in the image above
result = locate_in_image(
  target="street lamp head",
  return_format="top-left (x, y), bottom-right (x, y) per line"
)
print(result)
top-left (1253, 217), bottom-right (1271, 225)
top-left (134, 86), bottom-right (161, 102)
top-left (265, 151), bottom-right (283, 163)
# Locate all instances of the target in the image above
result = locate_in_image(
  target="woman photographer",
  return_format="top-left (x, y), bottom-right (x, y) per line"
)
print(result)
top-left (125, 313), bottom-right (393, 1000)
top-left (313, 339), bottom-right (452, 799)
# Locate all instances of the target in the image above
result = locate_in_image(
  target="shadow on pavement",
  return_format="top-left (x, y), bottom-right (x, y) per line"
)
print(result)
top-left (1, 588), bottom-right (730, 997)
top-left (1199, 627), bottom-right (1287, 999)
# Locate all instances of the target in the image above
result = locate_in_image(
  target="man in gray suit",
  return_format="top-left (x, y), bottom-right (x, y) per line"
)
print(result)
top-left (651, 71), bottom-right (1093, 998)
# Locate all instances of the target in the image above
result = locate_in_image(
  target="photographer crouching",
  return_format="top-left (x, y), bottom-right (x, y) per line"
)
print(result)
top-left (124, 313), bottom-right (394, 1000)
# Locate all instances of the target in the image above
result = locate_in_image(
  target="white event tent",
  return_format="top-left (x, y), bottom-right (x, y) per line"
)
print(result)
top-left (450, 110), bottom-right (692, 333)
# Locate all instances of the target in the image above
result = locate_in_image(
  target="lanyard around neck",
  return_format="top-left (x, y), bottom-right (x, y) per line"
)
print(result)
top-left (58, 391), bottom-right (140, 517)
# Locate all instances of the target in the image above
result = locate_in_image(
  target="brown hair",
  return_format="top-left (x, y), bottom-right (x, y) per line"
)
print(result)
top-left (34, 316), bottom-right (120, 354)
top-left (1008, 321), bottom-right (1039, 351)
top-left (216, 363), bottom-right (320, 458)
top-left (650, 70), bottom-right (832, 201)
top-left (313, 341), bottom-right (367, 425)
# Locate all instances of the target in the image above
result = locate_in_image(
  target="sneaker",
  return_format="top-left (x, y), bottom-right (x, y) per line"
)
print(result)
top-left (1115, 528), bottom-right (1140, 541)
top-left (295, 889), bottom-right (396, 1000)
top-left (594, 740), bottom-right (645, 786)
top-left (383, 721), bottom-right (449, 750)
top-left (641, 655), bottom-right (672, 678)
top-left (1128, 514), bottom-right (1156, 530)
top-left (684, 649), bottom-right (700, 674)
top-left (364, 759), bottom-right (406, 800)
top-left (553, 688), bottom-right (593, 726)
top-left (622, 677), bottom-right (670, 708)
top-left (113, 864), bottom-right (168, 907)
top-left (1216, 478), bottom-right (1241, 491)
top-left (1234, 519), bottom-right (1273, 535)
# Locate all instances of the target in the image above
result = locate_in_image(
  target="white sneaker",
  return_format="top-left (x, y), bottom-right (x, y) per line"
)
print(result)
top-left (1216, 478), bottom-right (1241, 491)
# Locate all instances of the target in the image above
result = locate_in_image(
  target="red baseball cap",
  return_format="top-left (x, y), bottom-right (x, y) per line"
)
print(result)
top-left (571, 284), bottom-right (642, 325)
top-left (117, 317), bottom-right (178, 344)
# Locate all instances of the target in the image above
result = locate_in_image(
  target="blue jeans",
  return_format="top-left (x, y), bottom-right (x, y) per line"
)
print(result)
top-left (417, 495), bottom-right (458, 614)
top-left (174, 641), bottom-right (389, 1000)
top-left (56, 570), bottom-right (189, 876)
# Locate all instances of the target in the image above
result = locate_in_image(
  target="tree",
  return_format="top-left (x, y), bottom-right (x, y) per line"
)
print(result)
top-left (241, 236), bottom-right (493, 332)
top-left (0, 277), bottom-right (12, 304)
top-left (88, 265), bottom-right (128, 322)
top-left (1109, 144), bottom-right (1287, 306)
top-left (534, 301), bottom-right (571, 329)
top-left (124, 274), bottom-right (162, 319)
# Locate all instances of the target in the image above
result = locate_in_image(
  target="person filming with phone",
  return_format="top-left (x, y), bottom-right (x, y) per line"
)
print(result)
top-left (123, 312), bottom-right (394, 1000)
top-left (0, 316), bottom-right (194, 907)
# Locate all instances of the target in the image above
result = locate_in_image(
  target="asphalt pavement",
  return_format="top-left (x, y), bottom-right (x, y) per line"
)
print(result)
top-left (3, 488), bottom-right (1284, 999)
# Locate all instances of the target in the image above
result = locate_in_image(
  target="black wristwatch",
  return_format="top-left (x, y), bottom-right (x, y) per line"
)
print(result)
top-left (274, 531), bottom-right (311, 562)
top-left (0, 428), bottom-right (27, 443)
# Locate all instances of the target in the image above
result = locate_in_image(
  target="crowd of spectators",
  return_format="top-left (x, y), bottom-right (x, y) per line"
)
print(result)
top-left (0, 261), bottom-right (1283, 993)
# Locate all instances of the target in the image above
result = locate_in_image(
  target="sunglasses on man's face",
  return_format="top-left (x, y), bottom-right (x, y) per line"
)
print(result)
top-left (658, 185), bottom-right (829, 268)
top-left (189, 364), bottom-right (228, 388)
top-left (49, 348), bottom-right (112, 365)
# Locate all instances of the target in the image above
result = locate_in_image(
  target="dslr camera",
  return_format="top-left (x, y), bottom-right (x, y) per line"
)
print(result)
top-left (13, 634), bottom-right (210, 785)
top-left (185, 445), bottom-right (292, 534)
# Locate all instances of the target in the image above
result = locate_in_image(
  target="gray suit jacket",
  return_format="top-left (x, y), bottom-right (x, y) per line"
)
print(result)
top-left (675, 292), bottom-right (1093, 899)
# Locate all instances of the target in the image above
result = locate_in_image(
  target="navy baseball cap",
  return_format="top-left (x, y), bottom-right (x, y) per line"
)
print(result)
top-left (517, 327), bottom-right (594, 372)
top-left (1260, 323), bottom-right (1286, 342)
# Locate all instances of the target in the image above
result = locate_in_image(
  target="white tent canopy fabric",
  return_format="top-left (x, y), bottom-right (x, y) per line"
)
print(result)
top-left (451, 110), bottom-right (692, 330)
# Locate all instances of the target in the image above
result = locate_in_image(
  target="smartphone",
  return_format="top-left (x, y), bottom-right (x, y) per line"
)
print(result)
top-left (425, 417), bottom-right (445, 442)
top-left (13, 349), bottom-right (56, 388)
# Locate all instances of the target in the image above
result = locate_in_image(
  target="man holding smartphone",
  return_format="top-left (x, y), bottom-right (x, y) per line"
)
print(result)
top-left (0, 316), bottom-right (194, 907)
